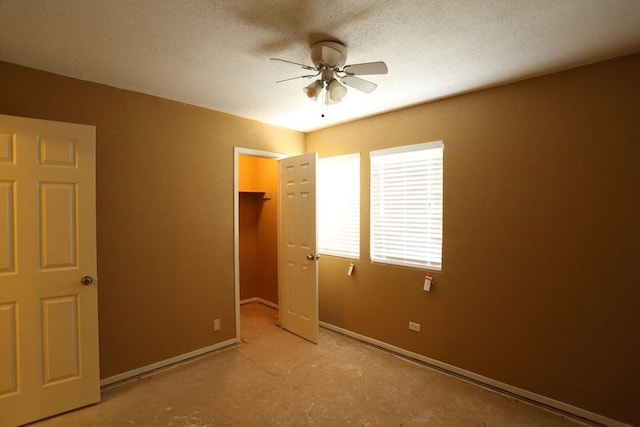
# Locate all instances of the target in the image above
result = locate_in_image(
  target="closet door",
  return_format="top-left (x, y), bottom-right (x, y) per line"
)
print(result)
top-left (278, 153), bottom-right (319, 343)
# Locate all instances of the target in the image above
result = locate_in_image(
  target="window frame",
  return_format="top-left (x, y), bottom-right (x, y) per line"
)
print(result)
top-left (369, 141), bottom-right (443, 271)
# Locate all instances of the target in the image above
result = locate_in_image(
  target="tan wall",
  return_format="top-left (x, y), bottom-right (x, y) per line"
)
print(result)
top-left (0, 61), bottom-right (305, 378)
top-left (1, 53), bottom-right (638, 423)
top-left (306, 53), bottom-right (640, 424)
top-left (239, 193), bottom-right (259, 300)
top-left (254, 158), bottom-right (279, 304)
top-left (238, 155), bottom-right (279, 304)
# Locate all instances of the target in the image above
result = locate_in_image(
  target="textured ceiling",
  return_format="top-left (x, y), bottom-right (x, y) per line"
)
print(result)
top-left (1, 0), bottom-right (640, 132)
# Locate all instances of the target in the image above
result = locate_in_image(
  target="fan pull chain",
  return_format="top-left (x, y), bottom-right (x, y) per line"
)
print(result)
top-left (320, 89), bottom-right (329, 119)
top-left (321, 86), bottom-right (329, 118)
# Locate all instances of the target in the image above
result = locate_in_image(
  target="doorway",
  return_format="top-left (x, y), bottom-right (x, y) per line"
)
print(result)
top-left (233, 148), bottom-right (284, 340)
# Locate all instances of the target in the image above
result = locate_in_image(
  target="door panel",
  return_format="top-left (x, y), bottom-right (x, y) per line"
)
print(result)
top-left (0, 181), bottom-right (16, 273)
top-left (0, 302), bottom-right (18, 397)
top-left (0, 114), bottom-right (99, 426)
top-left (39, 182), bottom-right (78, 269)
top-left (38, 136), bottom-right (77, 167)
top-left (299, 191), bottom-right (312, 248)
top-left (0, 132), bottom-right (14, 164)
top-left (41, 295), bottom-right (80, 384)
top-left (278, 153), bottom-right (318, 343)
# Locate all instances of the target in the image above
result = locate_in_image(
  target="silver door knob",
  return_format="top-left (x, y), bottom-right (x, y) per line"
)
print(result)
top-left (306, 254), bottom-right (320, 261)
top-left (81, 276), bottom-right (94, 286)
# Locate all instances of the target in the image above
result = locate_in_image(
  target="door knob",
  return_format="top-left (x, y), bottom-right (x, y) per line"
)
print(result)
top-left (306, 254), bottom-right (320, 261)
top-left (81, 276), bottom-right (94, 286)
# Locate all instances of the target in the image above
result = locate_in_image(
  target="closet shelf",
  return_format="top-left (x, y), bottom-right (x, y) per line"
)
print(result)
top-left (239, 190), bottom-right (271, 200)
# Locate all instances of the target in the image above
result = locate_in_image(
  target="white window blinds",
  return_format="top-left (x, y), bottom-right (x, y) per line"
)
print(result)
top-left (318, 153), bottom-right (360, 258)
top-left (370, 141), bottom-right (443, 270)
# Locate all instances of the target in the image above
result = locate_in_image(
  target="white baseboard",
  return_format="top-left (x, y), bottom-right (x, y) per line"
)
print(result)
top-left (319, 321), bottom-right (628, 427)
top-left (100, 338), bottom-right (240, 388)
top-left (256, 298), bottom-right (279, 309)
top-left (99, 314), bottom-right (625, 425)
top-left (103, 299), bottom-right (279, 388)
top-left (240, 297), bottom-right (279, 309)
top-left (240, 297), bottom-right (259, 305)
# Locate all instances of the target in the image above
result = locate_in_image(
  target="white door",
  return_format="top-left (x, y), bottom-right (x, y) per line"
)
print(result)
top-left (0, 115), bottom-right (99, 426)
top-left (278, 153), bottom-right (319, 343)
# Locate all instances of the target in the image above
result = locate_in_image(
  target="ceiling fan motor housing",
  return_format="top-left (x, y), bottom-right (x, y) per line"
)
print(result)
top-left (311, 41), bottom-right (347, 69)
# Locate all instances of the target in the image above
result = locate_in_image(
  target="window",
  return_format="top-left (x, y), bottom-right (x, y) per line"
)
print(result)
top-left (317, 153), bottom-right (360, 258)
top-left (370, 141), bottom-right (443, 270)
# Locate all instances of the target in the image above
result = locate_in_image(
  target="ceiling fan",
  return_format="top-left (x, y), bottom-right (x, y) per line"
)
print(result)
top-left (270, 40), bottom-right (388, 106)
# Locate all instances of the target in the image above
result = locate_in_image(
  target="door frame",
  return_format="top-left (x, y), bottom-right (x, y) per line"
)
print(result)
top-left (233, 147), bottom-right (285, 340)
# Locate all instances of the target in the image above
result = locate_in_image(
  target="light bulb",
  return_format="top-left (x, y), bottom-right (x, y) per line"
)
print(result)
top-left (303, 80), bottom-right (323, 101)
top-left (327, 79), bottom-right (347, 103)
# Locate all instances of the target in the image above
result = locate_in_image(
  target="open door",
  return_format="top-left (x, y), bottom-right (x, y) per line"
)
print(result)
top-left (0, 115), bottom-right (100, 426)
top-left (278, 153), bottom-right (319, 343)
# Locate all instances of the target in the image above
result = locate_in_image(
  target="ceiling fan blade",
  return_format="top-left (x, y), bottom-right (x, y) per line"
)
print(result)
top-left (270, 57), bottom-right (316, 71)
top-left (275, 74), bottom-right (318, 84)
top-left (342, 76), bottom-right (378, 93)
top-left (343, 61), bottom-right (388, 76)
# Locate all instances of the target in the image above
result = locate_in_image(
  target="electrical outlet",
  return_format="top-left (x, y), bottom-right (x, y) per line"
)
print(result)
top-left (409, 321), bottom-right (421, 332)
top-left (213, 318), bottom-right (221, 331)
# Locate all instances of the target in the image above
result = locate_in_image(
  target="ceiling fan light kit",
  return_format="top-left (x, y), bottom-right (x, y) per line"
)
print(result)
top-left (303, 80), bottom-right (323, 100)
top-left (271, 40), bottom-right (388, 111)
top-left (326, 79), bottom-right (347, 102)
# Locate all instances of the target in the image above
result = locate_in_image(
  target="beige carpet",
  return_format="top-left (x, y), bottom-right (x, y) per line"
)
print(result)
top-left (32, 303), bottom-right (582, 426)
